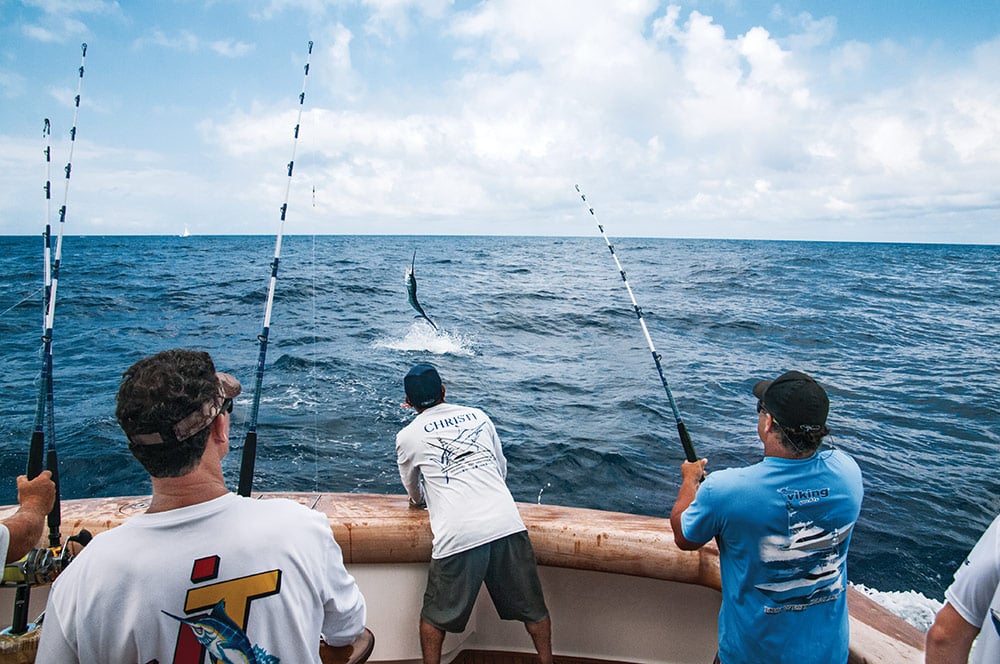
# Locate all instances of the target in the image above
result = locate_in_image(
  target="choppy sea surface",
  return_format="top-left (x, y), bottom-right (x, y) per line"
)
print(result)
top-left (1, 234), bottom-right (997, 630)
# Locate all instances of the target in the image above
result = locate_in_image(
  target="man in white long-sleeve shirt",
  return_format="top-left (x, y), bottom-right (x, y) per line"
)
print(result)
top-left (396, 363), bottom-right (552, 664)
top-left (37, 349), bottom-right (367, 664)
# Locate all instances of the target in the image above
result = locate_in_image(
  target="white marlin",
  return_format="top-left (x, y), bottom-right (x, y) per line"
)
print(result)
top-left (405, 250), bottom-right (438, 330)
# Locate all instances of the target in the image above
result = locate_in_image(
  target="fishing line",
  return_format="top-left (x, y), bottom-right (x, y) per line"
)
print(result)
top-left (0, 288), bottom-right (45, 319)
top-left (238, 41), bottom-right (314, 498)
top-left (9, 42), bottom-right (87, 638)
top-left (574, 185), bottom-right (697, 463)
top-left (309, 234), bottom-right (321, 492)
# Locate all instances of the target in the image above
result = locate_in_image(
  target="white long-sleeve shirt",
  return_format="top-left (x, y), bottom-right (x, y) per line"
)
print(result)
top-left (396, 402), bottom-right (525, 559)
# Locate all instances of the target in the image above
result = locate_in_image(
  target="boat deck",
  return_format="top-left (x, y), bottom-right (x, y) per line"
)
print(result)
top-left (454, 651), bottom-right (627, 664)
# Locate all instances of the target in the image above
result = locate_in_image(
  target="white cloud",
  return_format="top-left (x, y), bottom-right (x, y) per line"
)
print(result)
top-left (289, 2), bottom-right (999, 239)
top-left (361, 0), bottom-right (454, 41)
top-left (134, 30), bottom-right (252, 58)
top-left (18, 0), bottom-right (119, 42)
top-left (852, 113), bottom-right (924, 174)
top-left (209, 39), bottom-right (255, 58)
top-left (785, 12), bottom-right (837, 51)
top-left (0, 70), bottom-right (27, 99)
top-left (315, 22), bottom-right (364, 102)
top-left (3, 2), bottom-right (999, 242)
top-left (140, 28), bottom-right (201, 53)
top-left (830, 41), bottom-right (871, 77)
top-left (22, 24), bottom-right (62, 42)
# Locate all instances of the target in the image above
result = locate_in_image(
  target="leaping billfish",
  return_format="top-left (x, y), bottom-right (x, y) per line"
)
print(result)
top-left (405, 250), bottom-right (438, 330)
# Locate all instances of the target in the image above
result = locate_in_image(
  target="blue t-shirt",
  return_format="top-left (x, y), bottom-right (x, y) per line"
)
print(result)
top-left (681, 449), bottom-right (863, 664)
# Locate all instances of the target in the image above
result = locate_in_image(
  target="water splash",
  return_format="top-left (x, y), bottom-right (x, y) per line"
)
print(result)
top-left (374, 322), bottom-right (475, 356)
top-left (852, 583), bottom-right (942, 632)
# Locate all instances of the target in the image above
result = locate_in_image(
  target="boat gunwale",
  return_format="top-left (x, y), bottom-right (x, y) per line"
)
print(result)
top-left (0, 492), bottom-right (924, 661)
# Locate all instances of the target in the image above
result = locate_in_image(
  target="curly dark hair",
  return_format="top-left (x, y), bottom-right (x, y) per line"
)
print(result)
top-left (116, 349), bottom-right (219, 478)
top-left (778, 425), bottom-right (830, 457)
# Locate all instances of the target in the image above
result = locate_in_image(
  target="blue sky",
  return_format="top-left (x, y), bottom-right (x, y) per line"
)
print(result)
top-left (1, 0), bottom-right (998, 243)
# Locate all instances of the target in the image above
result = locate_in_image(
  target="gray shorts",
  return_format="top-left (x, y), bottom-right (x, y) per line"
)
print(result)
top-left (421, 531), bottom-right (549, 633)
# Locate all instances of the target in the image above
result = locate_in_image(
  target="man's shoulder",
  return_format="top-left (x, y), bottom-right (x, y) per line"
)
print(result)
top-left (815, 448), bottom-right (863, 482)
top-left (238, 494), bottom-right (318, 517)
top-left (400, 403), bottom-right (489, 429)
top-left (429, 402), bottom-right (483, 415)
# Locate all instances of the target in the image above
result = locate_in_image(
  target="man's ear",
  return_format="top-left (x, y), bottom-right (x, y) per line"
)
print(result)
top-left (209, 410), bottom-right (229, 444)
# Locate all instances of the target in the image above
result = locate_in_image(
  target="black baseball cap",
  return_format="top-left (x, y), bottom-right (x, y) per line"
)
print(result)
top-left (753, 370), bottom-right (829, 432)
top-left (404, 363), bottom-right (442, 408)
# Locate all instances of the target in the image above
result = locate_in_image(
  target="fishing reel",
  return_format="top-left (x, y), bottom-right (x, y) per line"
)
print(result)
top-left (1, 530), bottom-right (91, 587)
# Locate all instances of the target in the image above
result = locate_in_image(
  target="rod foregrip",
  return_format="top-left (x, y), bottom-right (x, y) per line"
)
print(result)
top-left (9, 586), bottom-right (31, 635)
top-left (47, 448), bottom-right (61, 547)
top-left (678, 422), bottom-right (697, 462)
top-left (27, 431), bottom-right (45, 479)
top-left (237, 431), bottom-right (258, 497)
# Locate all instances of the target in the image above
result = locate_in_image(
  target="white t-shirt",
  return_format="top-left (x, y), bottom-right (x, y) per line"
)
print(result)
top-left (36, 493), bottom-right (366, 664)
top-left (396, 402), bottom-right (526, 559)
top-left (945, 512), bottom-right (1000, 664)
top-left (0, 523), bottom-right (9, 565)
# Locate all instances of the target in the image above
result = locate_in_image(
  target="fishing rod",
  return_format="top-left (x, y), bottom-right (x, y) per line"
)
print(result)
top-left (38, 42), bottom-right (87, 535)
top-left (237, 41), bottom-right (314, 498)
top-left (41, 116), bottom-right (61, 538)
top-left (574, 185), bottom-right (698, 463)
top-left (8, 43), bottom-right (87, 638)
top-left (42, 118), bottom-right (56, 472)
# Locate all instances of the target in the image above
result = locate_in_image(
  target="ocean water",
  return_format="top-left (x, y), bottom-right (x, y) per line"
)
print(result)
top-left (1, 234), bottom-right (998, 628)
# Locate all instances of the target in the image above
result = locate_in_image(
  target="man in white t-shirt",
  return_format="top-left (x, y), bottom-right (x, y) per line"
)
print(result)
top-left (395, 363), bottom-right (552, 664)
top-left (36, 349), bottom-right (367, 664)
top-left (926, 512), bottom-right (1000, 663)
top-left (1, 470), bottom-right (55, 564)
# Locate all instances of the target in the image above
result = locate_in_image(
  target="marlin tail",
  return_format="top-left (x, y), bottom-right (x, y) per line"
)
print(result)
top-left (405, 251), bottom-right (438, 330)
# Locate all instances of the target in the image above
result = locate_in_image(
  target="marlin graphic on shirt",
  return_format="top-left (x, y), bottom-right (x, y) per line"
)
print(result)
top-left (163, 599), bottom-right (278, 664)
top-left (425, 421), bottom-right (497, 482)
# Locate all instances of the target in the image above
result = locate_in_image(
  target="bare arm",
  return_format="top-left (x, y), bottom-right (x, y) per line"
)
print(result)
top-left (4, 470), bottom-right (56, 563)
top-left (925, 602), bottom-right (979, 664)
top-left (670, 459), bottom-right (707, 551)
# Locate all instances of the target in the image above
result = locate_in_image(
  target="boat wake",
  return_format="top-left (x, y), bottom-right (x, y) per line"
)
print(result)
top-left (853, 583), bottom-right (942, 632)
top-left (374, 322), bottom-right (474, 356)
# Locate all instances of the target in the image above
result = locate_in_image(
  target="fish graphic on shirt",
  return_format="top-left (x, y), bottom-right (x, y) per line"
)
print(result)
top-left (163, 599), bottom-right (279, 664)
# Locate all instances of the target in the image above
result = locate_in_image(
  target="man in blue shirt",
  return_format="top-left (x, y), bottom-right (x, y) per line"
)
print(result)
top-left (670, 370), bottom-right (863, 664)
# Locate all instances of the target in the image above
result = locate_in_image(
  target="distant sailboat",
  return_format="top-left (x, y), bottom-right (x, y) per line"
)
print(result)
top-left (180, 224), bottom-right (191, 238)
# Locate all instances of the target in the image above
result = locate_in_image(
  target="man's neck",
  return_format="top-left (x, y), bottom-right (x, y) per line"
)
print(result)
top-left (146, 478), bottom-right (229, 514)
top-left (762, 433), bottom-right (815, 460)
top-left (146, 466), bottom-right (229, 513)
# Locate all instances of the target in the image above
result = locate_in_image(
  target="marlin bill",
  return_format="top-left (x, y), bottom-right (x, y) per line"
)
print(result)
top-left (405, 251), bottom-right (438, 330)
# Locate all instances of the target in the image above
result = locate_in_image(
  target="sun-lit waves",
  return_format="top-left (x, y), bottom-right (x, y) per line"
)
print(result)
top-left (372, 322), bottom-right (475, 356)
